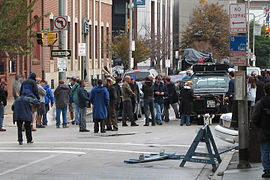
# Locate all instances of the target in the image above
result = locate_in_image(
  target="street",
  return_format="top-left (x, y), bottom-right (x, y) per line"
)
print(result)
top-left (0, 110), bottom-right (233, 180)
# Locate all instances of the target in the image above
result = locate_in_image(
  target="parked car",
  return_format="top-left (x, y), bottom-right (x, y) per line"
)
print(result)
top-left (191, 63), bottom-right (230, 123)
top-left (215, 113), bottom-right (238, 144)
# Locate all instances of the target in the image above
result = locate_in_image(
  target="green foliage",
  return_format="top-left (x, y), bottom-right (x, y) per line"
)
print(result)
top-left (249, 21), bottom-right (270, 68)
top-left (0, 0), bottom-right (42, 58)
top-left (110, 34), bottom-right (151, 70)
top-left (180, 3), bottom-right (230, 59)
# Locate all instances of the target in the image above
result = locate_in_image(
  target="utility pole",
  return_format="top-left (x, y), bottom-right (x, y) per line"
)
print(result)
top-left (128, 0), bottom-right (133, 70)
top-left (236, 0), bottom-right (251, 169)
top-left (58, 0), bottom-right (67, 81)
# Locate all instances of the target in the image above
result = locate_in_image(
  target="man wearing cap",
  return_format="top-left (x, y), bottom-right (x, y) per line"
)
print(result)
top-left (122, 76), bottom-right (139, 126)
top-left (105, 78), bottom-right (118, 131)
top-left (0, 81), bottom-right (7, 131)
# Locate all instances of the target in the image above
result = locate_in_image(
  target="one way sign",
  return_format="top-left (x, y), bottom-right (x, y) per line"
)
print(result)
top-left (51, 50), bottom-right (71, 57)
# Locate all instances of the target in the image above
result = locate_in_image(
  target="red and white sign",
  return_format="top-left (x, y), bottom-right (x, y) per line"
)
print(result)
top-left (230, 52), bottom-right (247, 66)
top-left (54, 16), bottom-right (68, 31)
top-left (229, 3), bottom-right (247, 34)
top-left (78, 43), bottom-right (86, 56)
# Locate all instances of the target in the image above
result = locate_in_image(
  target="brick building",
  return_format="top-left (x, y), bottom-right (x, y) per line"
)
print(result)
top-left (1, 0), bottom-right (112, 96)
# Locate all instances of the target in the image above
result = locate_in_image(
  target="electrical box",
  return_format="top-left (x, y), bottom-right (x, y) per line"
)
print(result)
top-left (234, 71), bottom-right (246, 101)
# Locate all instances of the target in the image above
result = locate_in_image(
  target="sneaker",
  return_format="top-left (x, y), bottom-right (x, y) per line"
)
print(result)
top-left (56, 126), bottom-right (60, 128)
top-left (122, 123), bottom-right (128, 127)
top-left (27, 141), bottom-right (34, 144)
top-left (79, 129), bottom-right (90, 132)
top-left (63, 125), bottom-right (69, 128)
top-left (112, 128), bottom-right (118, 131)
top-left (0, 128), bottom-right (6, 131)
top-left (71, 121), bottom-right (75, 125)
top-left (143, 124), bottom-right (149, 126)
top-left (36, 124), bottom-right (45, 128)
top-left (42, 123), bottom-right (47, 126)
top-left (31, 128), bottom-right (37, 131)
top-left (19, 142), bottom-right (23, 145)
top-left (262, 171), bottom-right (270, 178)
top-left (131, 123), bottom-right (139, 126)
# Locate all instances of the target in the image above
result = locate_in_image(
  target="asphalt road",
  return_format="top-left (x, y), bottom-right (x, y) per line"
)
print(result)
top-left (0, 109), bottom-right (233, 180)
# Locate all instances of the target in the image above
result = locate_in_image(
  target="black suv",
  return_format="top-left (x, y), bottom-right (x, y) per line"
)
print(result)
top-left (191, 64), bottom-right (230, 122)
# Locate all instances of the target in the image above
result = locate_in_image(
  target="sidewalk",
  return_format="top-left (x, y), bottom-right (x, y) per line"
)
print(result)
top-left (222, 152), bottom-right (265, 180)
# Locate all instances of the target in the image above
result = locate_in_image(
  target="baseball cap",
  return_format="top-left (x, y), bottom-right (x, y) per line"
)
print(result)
top-left (131, 76), bottom-right (135, 80)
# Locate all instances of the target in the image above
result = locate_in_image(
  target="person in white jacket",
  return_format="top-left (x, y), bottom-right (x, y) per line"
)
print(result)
top-left (247, 76), bottom-right (256, 122)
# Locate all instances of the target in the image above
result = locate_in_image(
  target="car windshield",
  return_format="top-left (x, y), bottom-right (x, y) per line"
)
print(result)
top-left (124, 72), bottom-right (150, 81)
top-left (192, 75), bottom-right (229, 92)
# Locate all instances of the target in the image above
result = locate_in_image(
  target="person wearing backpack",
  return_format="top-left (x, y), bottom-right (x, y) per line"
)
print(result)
top-left (252, 82), bottom-right (270, 178)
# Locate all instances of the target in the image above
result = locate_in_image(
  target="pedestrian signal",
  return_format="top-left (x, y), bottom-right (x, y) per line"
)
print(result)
top-left (36, 32), bottom-right (44, 45)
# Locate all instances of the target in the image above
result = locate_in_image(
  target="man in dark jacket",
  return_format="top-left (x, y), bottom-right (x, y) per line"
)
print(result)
top-left (256, 75), bottom-right (265, 102)
top-left (112, 77), bottom-right (122, 121)
top-left (142, 77), bottom-right (155, 126)
top-left (154, 75), bottom-right (165, 125)
top-left (20, 72), bottom-right (39, 100)
top-left (0, 81), bottom-right (8, 131)
top-left (13, 90), bottom-right (38, 145)
top-left (90, 79), bottom-right (110, 133)
top-left (252, 82), bottom-right (270, 178)
top-left (105, 78), bottom-right (118, 131)
top-left (163, 76), bottom-right (179, 122)
top-left (179, 81), bottom-right (194, 126)
top-left (129, 76), bottom-right (140, 120)
top-left (54, 80), bottom-right (70, 128)
top-left (77, 80), bottom-right (90, 132)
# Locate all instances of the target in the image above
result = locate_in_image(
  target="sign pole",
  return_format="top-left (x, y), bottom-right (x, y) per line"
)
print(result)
top-left (236, 0), bottom-right (251, 169)
top-left (128, 0), bottom-right (133, 70)
top-left (58, 0), bottom-right (67, 81)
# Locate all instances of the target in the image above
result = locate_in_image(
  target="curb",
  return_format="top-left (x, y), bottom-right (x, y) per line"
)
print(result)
top-left (210, 151), bottom-right (235, 180)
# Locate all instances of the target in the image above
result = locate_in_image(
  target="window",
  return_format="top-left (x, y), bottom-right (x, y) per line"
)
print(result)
top-left (0, 62), bottom-right (4, 74)
top-left (33, 15), bottom-right (40, 60)
top-left (89, 25), bottom-right (92, 59)
top-left (106, 27), bottom-right (109, 58)
top-left (101, 26), bottom-right (104, 59)
top-left (9, 60), bottom-right (15, 73)
top-left (95, 26), bottom-right (98, 59)
top-left (75, 23), bottom-right (78, 58)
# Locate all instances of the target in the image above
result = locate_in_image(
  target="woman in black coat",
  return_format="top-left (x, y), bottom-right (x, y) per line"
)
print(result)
top-left (179, 81), bottom-right (194, 126)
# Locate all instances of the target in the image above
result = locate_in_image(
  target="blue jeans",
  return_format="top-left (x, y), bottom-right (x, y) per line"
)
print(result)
top-left (261, 141), bottom-right (270, 172)
top-left (56, 106), bottom-right (68, 126)
top-left (0, 104), bottom-right (4, 129)
top-left (144, 99), bottom-right (155, 125)
top-left (180, 114), bottom-right (190, 126)
top-left (75, 104), bottom-right (79, 124)
top-left (155, 103), bottom-right (163, 124)
top-left (42, 104), bottom-right (50, 125)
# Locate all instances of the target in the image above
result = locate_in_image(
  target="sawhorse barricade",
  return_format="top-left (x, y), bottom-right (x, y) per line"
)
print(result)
top-left (124, 125), bottom-right (236, 172)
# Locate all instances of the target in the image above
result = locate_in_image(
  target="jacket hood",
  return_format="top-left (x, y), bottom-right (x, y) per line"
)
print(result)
top-left (28, 72), bottom-right (36, 81)
top-left (145, 81), bottom-right (152, 86)
top-left (93, 86), bottom-right (106, 93)
top-left (59, 84), bottom-right (69, 90)
top-left (43, 85), bottom-right (49, 90)
top-left (262, 96), bottom-right (270, 107)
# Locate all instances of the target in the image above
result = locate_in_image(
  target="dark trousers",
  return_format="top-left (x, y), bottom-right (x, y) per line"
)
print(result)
top-left (106, 104), bottom-right (118, 129)
top-left (94, 119), bottom-right (105, 133)
top-left (144, 99), bottom-right (155, 125)
top-left (17, 121), bottom-right (32, 143)
top-left (122, 100), bottom-right (134, 125)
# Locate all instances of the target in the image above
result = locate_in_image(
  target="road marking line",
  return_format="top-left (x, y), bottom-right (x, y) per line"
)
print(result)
top-left (0, 141), bottom-right (204, 148)
top-left (0, 147), bottom-right (157, 154)
top-left (0, 154), bottom-right (58, 176)
top-left (0, 150), bottom-right (86, 155)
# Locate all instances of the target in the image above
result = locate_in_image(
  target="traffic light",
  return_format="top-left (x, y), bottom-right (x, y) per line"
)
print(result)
top-left (36, 32), bottom-right (44, 45)
top-left (126, 18), bottom-right (130, 31)
top-left (200, 0), bottom-right (208, 4)
top-left (265, 27), bottom-right (269, 38)
top-left (47, 32), bottom-right (57, 46)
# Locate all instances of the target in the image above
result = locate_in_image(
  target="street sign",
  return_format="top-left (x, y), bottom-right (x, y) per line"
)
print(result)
top-left (229, 3), bottom-right (247, 34)
top-left (51, 50), bottom-right (71, 57)
top-left (230, 36), bottom-right (246, 52)
top-left (54, 16), bottom-right (68, 31)
top-left (254, 25), bottom-right (261, 36)
top-left (78, 43), bottom-right (86, 56)
top-left (134, 0), bottom-right (145, 6)
top-left (230, 52), bottom-right (246, 66)
top-left (57, 58), bottom-right (67, 72)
